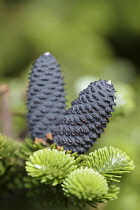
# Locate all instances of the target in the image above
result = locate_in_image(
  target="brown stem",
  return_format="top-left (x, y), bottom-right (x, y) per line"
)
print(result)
top-left (0, 84), bottom-right (13, 138)
top-left (34, 138), bottom-right (47, 145)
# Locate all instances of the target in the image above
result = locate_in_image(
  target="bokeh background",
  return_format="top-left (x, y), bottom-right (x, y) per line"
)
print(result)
top-left (0, 0), bottom-right (140, 210)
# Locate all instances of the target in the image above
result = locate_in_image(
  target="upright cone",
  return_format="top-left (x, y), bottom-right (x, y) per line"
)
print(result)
top-left (53, 80), bottom-right (116, 153)
top-left (27, 52), bottom-right (66, 140)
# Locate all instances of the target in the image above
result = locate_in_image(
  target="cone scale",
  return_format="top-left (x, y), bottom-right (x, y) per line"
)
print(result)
top-left (53, 80), bottom-right (116, 153)
top-left (27, 52), bottom-right (66, 140)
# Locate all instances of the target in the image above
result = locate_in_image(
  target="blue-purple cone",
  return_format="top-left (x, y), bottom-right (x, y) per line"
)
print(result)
top-left (27, 52), bottom-right (66, 139)
top-left (53, 80), bottom-right (116, 153)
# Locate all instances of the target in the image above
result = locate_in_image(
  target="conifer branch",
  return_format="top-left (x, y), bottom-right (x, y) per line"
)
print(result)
top-left (0, 134), bottom-right (16, 159)
top-left (26, 149), bottom-right (77, 185)
top-left (62, 168), bottom-right (108, 202)
top-left (85, 146), bottom-right (135, 182)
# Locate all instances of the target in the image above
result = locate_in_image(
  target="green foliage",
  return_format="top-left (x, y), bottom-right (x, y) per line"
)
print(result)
top-left (0, 131), bottom-right (135, 209)
top-left (102, 184), bottom-right (119, 202)
top-left (17, 138), bottom-right (44, 160)
top-left (0, 134), bottom-right (16, 159)
top-left (26, 149), bottom-right (77, 185)
top-left (85, 146), bottom-right (135, 182)
top-left (24, 145), bottom-right (134, 208)
top-left (0, 134), bottom-right (17, 176)
top-left (61, 145), bottom-right (134, 206)
top-left (0, 134), bottom-right (41, 190)
top-left (62, 168), bottom-right (108, 201)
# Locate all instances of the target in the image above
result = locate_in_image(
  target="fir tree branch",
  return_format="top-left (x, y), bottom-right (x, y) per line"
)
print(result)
top-left (26, 149), bottom-right (77, 185)
top-left (0, 134), bottom-right (16, 159)
top-left (85, 146), bottom-right (135, 182)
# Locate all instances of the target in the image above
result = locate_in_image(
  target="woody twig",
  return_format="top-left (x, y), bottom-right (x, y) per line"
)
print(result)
top-left (0, 84), bottom-right (13, 138)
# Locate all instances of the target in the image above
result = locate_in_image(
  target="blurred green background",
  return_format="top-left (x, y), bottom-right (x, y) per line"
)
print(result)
top-left (0, 0), bottom-right (140, 209)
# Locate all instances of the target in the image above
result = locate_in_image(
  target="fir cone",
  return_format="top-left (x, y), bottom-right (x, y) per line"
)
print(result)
top-left (53, 80), bottom-right (116, 153)
top-left (27, 52), bottom-right (66, 140)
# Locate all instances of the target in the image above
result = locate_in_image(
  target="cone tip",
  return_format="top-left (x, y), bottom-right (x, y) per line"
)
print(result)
top-left (107, 80), bottom-right (112, 85)
top-left (44, 52), bottom-right (51, 56)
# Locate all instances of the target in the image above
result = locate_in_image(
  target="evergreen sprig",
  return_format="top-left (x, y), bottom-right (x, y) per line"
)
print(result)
top-left (26, 149), bottom-right (77, 185)
top-left (85, 146), bottom-right (135, 182)
top-left (17, 138), bottom-right (44, 160)
top-left (24, 144), bottom-right (134, 208)
top-left (0, 134), bottom-right (17, 176)
top-left (102, 184), bottom-right (119, 201)
top-left (62, 168), bottom-right (108, 201)
top-left (0, 134), bottom-right (16, 159)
